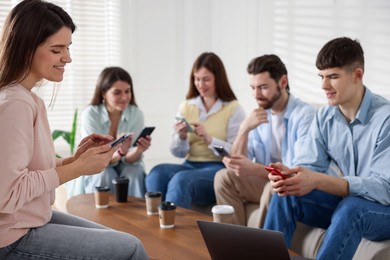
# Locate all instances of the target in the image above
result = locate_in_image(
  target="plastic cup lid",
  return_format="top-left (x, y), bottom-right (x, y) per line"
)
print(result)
top-left (112, 176), bottom-right (129, 184)
top-left (95, 186), bottom-right (110, 192)
top-left (145, 191), bottom-right (162, 198)
top-left (212, 205), bottom-right (234, 214)
top-left (158, 201), bottom-right (176, 210)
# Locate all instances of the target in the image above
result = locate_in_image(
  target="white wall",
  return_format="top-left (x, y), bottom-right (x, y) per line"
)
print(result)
top-left (119, 0), bottom-right (390, 172)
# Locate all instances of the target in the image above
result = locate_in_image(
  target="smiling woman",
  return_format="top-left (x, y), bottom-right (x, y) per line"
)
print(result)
top-left (66, 66), bottom-right (150, 199)
top-left (0, 0), bottom-right (123, 157)
top-left (24, 27), bottom-right (72, 89)
top-left (145, 52), bottom-right (247, 209)
top-left (0, 1), bottom-right (147, 259)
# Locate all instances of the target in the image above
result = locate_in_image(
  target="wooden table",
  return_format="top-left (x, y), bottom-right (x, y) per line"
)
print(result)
top-left (66, 194), bottom-right (213, 260)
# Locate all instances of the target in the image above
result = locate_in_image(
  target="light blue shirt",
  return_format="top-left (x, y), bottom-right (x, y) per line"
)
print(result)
top-left (170, 96), bottom-right (246, 158)
top-left (82, 104), bottom-right (145, 165)
top-left (248, 95), bottom-right (316, 167)
top-left (294, 87), bottom-right (390, 205)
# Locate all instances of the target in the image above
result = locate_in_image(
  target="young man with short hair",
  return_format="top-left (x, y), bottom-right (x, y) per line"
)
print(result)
top-left (264, 37), bottom-right (390, 259)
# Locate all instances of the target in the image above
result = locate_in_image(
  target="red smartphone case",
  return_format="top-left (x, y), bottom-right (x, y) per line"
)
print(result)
top-left (264, 166), bottom-right (286, 179)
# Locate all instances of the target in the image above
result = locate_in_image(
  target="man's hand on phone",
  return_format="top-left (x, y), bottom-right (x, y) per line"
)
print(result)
top-left (222, 155), bottom-right (259, 177)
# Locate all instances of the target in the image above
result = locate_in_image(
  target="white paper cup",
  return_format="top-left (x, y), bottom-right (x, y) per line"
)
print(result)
top-left (211, 205), bottom-right (235, 223)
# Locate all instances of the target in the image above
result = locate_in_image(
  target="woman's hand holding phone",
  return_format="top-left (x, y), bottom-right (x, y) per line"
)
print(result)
top-left (112, 133), bottom-right (134, 156)
top-left (73, 143), bottom-right (117, 176)
top-left (71, 133), bottom-right (114, 163)
top-left (193, 122), bottom-right (211, 144)
top-left (175, 116), bottom-right (194, 133)
top-left (175, 121), bottom-right (188, 140)
top-left (58, 136), bottom-right (120, 184)
top-left (134, 135), bottom-right (151, 152)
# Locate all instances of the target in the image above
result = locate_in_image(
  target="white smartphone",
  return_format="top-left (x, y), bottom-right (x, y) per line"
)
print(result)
top-left (175, 116), bottom-right (194, 132)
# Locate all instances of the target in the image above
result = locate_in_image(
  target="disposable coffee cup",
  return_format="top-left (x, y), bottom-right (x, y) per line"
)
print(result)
top-left (145, 191), bottom-right (162, 215)
top-left (94, 186), bottom-right (110, 208)
top-left (158, 201), bottom-right (177, 228)
top-left (112, 176), bottom-right (129, 202)
top-left (211, 205), bottom-right (235, 223)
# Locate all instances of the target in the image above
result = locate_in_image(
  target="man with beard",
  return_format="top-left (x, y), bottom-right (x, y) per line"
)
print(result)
top-left (213, 54), bottom-right (316, 226)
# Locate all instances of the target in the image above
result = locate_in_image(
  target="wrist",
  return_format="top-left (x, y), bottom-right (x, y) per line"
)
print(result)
top-left (206, 135), bottom-right (212, 144)
top-left (62, 156), bottom-right (75, 166)
top-left (238, 125), bottom-right (251, 137)
top-left (117, 150), bottom-right (126, 157)
top-left (56, 162), bottom-right (82, 185)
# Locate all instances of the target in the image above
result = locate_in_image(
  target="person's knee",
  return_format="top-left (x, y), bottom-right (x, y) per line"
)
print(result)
top-left (145, 166), bottom-right (160, 183)
top-left (169, 172), bottom-right (189, 188)
top-left (147, 164), bottom-right (171, 181)
top-left (214, 168), bottom-right (238, 190)
top-left (116, 232), bottom-right (148, 259)
top-left (214, 168), bottom-right (230, 190)
top-left (151, 163), bottom-right (172, 173)
top-left (332, 197), bottom-right (366, 224)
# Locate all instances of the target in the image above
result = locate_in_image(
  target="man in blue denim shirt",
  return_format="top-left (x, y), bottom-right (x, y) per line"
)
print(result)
top-left (214, 54), bottom-right (315, 226)
top-left (264, 37), bottom-right (390, 259)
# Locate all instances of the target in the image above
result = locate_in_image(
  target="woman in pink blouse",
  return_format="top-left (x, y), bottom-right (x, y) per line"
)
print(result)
top-left (0, 1), bottom-right (148, 259)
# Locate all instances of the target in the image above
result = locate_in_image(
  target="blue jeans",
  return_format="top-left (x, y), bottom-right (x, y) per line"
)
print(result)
top-left (263, 190), bottom-right (390, 260)
top-left (0, 211), bottom-right (148, 259)
top-left (145, 160), bottom-right (224, 208)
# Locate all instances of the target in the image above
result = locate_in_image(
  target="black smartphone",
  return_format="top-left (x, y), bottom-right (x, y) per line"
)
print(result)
top-left (110, 134), bottom-right (130, 148)
top-left (213, 145), bottom-right (231, 158)
top-left (132, 127), bottom-right (155, 147)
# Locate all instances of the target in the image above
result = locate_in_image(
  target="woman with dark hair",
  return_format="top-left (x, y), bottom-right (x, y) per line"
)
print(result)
top-left (0, 1), bottom-right (147, 259)
top-left (68, 66), bottom-right (150, 198)
top-left (145, 52), bottom-right (246, 208)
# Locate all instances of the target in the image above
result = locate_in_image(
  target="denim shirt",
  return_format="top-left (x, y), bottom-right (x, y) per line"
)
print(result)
top-left (247, 95), bottom-right (316, 167)
top-left (294, 87), bottom-right (390, 205)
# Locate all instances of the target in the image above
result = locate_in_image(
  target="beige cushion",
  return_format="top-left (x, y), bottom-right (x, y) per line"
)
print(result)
top-left (245, 202), bottom-right (390, 259)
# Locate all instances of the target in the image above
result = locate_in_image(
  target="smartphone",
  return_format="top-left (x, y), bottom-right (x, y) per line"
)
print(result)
top-left (213, 145), bottom-right (231, 158)
top-left (264, 166), bottom-right (286, 179)
top-left (132, 127), bottom-right (155, 147)
top-left (110, 134), bottom-right (130, 148)
top-left (175, 116), bottom-right (194, 133)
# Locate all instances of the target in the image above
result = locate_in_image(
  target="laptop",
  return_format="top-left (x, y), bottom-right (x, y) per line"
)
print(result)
top-left (197, 220), bottom-right (310, 260)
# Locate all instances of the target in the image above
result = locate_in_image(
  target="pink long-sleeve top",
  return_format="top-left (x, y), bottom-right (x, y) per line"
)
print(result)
top-left (0, 84), bottom-right (60, 247)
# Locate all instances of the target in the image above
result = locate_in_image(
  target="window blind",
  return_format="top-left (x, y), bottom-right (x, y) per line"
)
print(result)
top-left (0, 0), bottom-right (122, 156)
top-left (271, 0), bottom-right (390, 105)
top-left (0, 1), bottom-right (15, 26)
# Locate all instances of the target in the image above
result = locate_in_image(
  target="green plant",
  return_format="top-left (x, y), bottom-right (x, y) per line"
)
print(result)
top-left (52, 109), bottom-right (78, 157)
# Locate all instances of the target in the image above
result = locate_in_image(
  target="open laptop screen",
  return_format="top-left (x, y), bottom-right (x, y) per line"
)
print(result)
top-left (197, 220), bottom-right (309, 260)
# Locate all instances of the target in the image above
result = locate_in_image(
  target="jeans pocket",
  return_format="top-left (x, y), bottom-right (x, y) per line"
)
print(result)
top-left (0, 233), bottom-right (27, 258)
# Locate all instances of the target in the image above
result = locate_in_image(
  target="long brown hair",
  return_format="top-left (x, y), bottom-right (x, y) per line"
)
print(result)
top-left (0, 0), bottom-right (76, 90)
top-left (186, 52), bottom-right (237, 102)
top-left (90, 67), bottom-right (138, 106)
